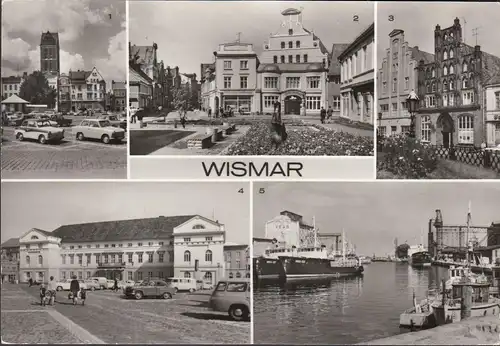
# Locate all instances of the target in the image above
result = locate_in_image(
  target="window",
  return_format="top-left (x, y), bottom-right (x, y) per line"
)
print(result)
top-left (70, 255), bottom-right (75, 265)
top-left (204, 272), bottom-right (213, 281)
top-left (104, 254), bottom-right (108, 263)
top-left (450, 80), bottom-right (455, 91)
top-left (296, 41), bottom-right (300, 48)
top-left (111, 244), bottom-right (116, 248)
top-left (431, 68), bottom-right (435, 78)
top-left (205, 236), bottom-right (213, 241)
top-left (240, 76), bottom-right (248, 89)
top-left (431, 82), bottom-right (436, 93)
top-left (31, 235), bottom-right (39, 240)
top-left (184, 250), bottom-right (191, 262)
top-left (458, 116), bottom-right (474, 144)
top-left (450, 49), bottom-right (454, 58)
top-left (306, 96), bottom-right (321, 110)
top-left (444, 51), bottom-right (448, 60)
top-left (38, 255), bottom-right (43, 265)
top-left (128, 272), bottom-right (133, 280)
top-left (463, 62), bottom-right (468, 72)
top-left (240, 60), bottom-right (248, 69)
top-left (118, 254), bottom-right (123, 263)
top-left (288, 55), bottom-right (292, 63)
top-left (224, 76), bottom-right (231, 89)
top-left (159, 272), bottom-right (164, 279)
top-left (148, 253), bottom-right (153, 263)
top-left (264, 77), bottom-right (278, 89)
top-left (236, 259), bottom-right (241, 268)
top-left (159, 242), bottom-right (164, 246)
top-left (303, 54), bottom-right (308, 63)
top-left (86, 272), bottom-right (91, 279)
top-left (118, 244), bottom-right (123, 248)
top-left (401, 126), bottom-right (411, 134)
top-left (273, 56), bottom-right (277, 63)
top-left (138, 253), bottom-right (143, 263)
top-left (288, 41), bottom-right (293, 48)
top-left (205, 250), bottom-right (213, 262)
top-left (128, 253), bottom-right (133, 263)
top-left (104, 244), bottom-right (109, 248)
top-left (78, 254), bottom-right (83, 265)
top-left (449, 93), bottom-right (455, 106)
top-left (62, 271), bottom-right (66, 279)
top-left (223, 61), bottom-right (231, 69)
top-left (391, 103), bottom-right (397, 113)
top-left (462, 78), bottom-right (470, 89)
top-left (183, 237), bottom-right (191, 242)
top-left (392, 78), bottom-right (397, 92)
top-left (296, 54), bottom-right (300, 63)
top-left (86, 254), bottom-right (91, 264)
top-left (281, 42), bottom-right (285, 49)
top-left (379, 126), bottom-right (387, 136)
top-left (96, 244), bottom-right (100, 248)
top-left (264, 96), bottom-right (279, 108)
top-left (425, 95), bottom-right (436, 108)
top-left (382, 82), bottom-right (387, 92)
top-left (61, 255), bottom-right (66, 265)
top-left (148, 242), bottom-right (153, 246)
top-left (442, 94), bottom-right (448, 107)
top-left (280, 56), bottom-right (285, 63)
top-left (159, 253), bottom-right (164, 262)
top-left (495, 92), bottom-right (500, 109)
top-left (443, 80), bottom-right (448, 92)
top-left (137, 272), bottom-right (143, 281)
top-left (444, 66), bottom-right (448, 75)
top-left (286, 77), bottom-right (300, 89)
top-left (450, 65), bottom-right (454, 74)
top-left (462, 91), bottom-right (474, 105)
top-left (421, 115), bottom-right (431, 142)
top-left (70, 246), bottom-right (74, 250)
top-left (137, 243), bottom-right (143, 247)
top-left (229, 272), bottom-right (234, 279)
top-left (307, 76), bottom-right (320, 89)
top-left (404, 77), bottom-right (409, 90)
top-left (288, 29), bottom-right (293, 35)
top-left (95, 254), bottom-right (100, 263)
top-left (128, 243), bottom-right (133, 247)
top-left (78, 272), bottom-right (83, 280)
top-left (332, 96), bottom-right (340, 110)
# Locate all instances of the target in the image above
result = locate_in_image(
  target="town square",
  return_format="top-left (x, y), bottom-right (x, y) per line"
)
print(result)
top-left (1, 182), bottom-right (251, 344)
top-left (128, 1), bottom-right (374, 156)
top-left (1, 0), bottom-right (127, 179)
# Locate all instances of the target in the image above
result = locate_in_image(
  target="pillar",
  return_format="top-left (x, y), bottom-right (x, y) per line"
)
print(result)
top-left (460, 285), bottom-right (473, 320)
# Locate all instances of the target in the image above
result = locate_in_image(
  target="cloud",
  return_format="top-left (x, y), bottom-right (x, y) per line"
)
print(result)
top-left (60, 50), bottom-right (85, 72)
top-left (93, 29), bottom-right (127, 85)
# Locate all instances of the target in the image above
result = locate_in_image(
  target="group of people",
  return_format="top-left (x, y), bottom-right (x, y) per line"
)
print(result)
top-left (206, 107), bottom-right (235, 118)
top-left (39, 276), bottom-right (86, 306)
top-left (320, 106), bottom-right (334, 124)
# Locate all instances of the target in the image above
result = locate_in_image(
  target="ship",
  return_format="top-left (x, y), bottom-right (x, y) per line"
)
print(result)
top-left (409, 251), bottom-right (432, 268)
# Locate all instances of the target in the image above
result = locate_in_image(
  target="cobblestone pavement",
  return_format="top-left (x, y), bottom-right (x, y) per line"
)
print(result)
top-left (11, 285), bottom-right (250, 344)
top-left (1, 127), bottom-right (127, 179)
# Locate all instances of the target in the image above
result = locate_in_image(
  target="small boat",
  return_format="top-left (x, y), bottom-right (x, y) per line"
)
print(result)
top-left (409, 251), bottom-right (432, 268)
top-left (359, 256), bottom-right (372, 265)
top-left (399, 290), bottom-right (438, 329)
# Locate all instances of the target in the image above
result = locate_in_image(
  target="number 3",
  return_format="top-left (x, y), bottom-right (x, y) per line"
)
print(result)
top-left (388, 15), bottom-right (394, 22)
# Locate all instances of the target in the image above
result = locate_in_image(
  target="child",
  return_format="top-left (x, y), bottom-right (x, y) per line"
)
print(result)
top-left (40, 284), bottom-right (48, 306)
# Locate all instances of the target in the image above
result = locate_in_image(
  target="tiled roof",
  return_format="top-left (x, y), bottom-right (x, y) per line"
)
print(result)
top-left (69, 70), bottom-right (91, 81)
top-left (481, 51), bottom-right (500, 86)
top-left (31, 228), bottom-right (54, 237)
top-left (51, 215), bottom-right (197, 243)
top-left (410, 47), bottom-right (434, 64)
top-left (112, 81), bottom-right (126, 90)
top-left (1, 238), bottom-right (20, 248)
top-left (1, 76), bottom-right (23, 83)
top-left (328, 44), bottom-right (350, 75)
top-left (129, 64), bottom-right (153, 84)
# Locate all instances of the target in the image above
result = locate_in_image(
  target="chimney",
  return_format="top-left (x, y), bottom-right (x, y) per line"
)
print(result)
top-left (434, 209), bottom-right (443, 227)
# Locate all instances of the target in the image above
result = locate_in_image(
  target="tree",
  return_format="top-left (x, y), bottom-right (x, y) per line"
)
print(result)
top-left (19, 71), bottom-right (56, 108)
top-left (395, 243), bottom-right (410, 259)
top-left (171, 83), bottom-right (193, 112)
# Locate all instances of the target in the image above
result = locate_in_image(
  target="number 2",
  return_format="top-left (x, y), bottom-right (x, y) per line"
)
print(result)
top-left (353, 15), bottom-right (359, 22)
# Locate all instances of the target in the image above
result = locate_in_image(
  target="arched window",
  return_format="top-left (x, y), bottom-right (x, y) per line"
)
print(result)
top-left (246, 273), bottom-right (250, 278)
top-left (443, 51), bottom-right (448, 60)
top-left (236, 272), bottom-right (242, 278)
top-left (426, 83), bottom-right (431, 93)
top-left (444, 33), bottom-right (448, 41)
top-left (431, 68), bottom-right (436, 78)
top-left (281, 42), bottom-right (285, 49)
top-left (273, 56), bottom-right (277, 64)
top-left (229, 272), bottom-right (234, 278)
top-left (288, 41), bottom-right (293, 49)
top-left (463, 62), bottom-right (468, 72)
top-left (26, 256), bottom-right (30, 265)
top-left (184, 250), bottom-right (191, 262)
top-left (31, 235), bottom-right (39, 240)
top-left (450, 80), bottom-right (455, 90)
top-left (458, 115), bottom-right (474, 144)
top-left (38, 255), bottom-right (43, 265)
top-left (296, 41), bottom-right (300, 48)
top-left (443, 80), bottom-right (448, 91)
top-left (205, 250), bottom-right (212, 262)
top-left (470, 61), bottom-right (475, 71)
top-left (184, 271), bottom-right (191, 278)
top-left (463, 78), bottom-right (469, 89)
top-left (192, 224), bottom-right (205, 229)
top-left (443, 66), bottom-right (448, 75)
top-left (450, 49), bottom-right (454, 58)
top-left (204, 272), bottom-right (212, 281)
top-left (449, 65), bottom-right (454, 74)
top-left (431, 82), bottom-right (436, 93)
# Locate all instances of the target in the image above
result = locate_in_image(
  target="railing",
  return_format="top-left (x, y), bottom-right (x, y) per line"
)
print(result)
top-left (97, 262), bottom-right (126, 268)
top-left (428, 145), bottom-right (500, 173)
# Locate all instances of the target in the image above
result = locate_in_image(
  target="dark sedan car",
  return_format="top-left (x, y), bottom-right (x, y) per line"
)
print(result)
top-left (124, 279), bottom-right (176, 300)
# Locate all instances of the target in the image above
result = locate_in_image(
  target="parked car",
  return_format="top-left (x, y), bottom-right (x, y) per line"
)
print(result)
top-left (15, 119), bottom-right (65, 144)
top-left (55, 279), bottom-right (71, 291)
top-left (10, 113), bottom-right (34, 127)
top-left (50, 114), bottom-right (72, 127)
top-left (124, 279), bottom-right (176, 300)
top-left (98, 114), bottom-right (126, 130)
top-left (89, 277), bottom-right (109, 289)
top-left (84, 279), bottom-right (100, 291)
top-left (118, 280), bottom-right (135, 289)
top-left (203, 281), bottom-right (214, 290)
top-left (34, 114), bottom-right (58, 127)
top-left (107, 280), bottom-right (116, 289)
top-left (208, 279), bottom-right (250, 321)
top-left (166, 277), bottom-right (197, 293)
top-left (73, 118), bottom-right (125, 144)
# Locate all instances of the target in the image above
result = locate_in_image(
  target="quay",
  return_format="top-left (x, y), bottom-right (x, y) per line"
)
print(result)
top-left (432, 260), bottom-right (494, 275)
top-left (359, 315), bottom-right (500, 345)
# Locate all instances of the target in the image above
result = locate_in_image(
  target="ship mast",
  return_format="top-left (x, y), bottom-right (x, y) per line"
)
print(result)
top-left (466, 201), bottom-right (472, 265)
top-left (342, 229), bottom-right (346, 261)
top-left (313, 216), bottom-right (317, 248)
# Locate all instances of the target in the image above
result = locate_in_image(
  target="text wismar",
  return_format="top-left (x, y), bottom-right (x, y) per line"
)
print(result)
top-left (202, 161), bottom-right (303, 177)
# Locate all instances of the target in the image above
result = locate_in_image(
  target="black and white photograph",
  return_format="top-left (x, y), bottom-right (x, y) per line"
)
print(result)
top-left (252, 182), bottom-right (500, 345)
top-left (376, 2), bottom-right (500, 179)
top-left (128, 1), bottom-right (374, 156)
top-left (0, 181), bottom-right (251, 344)
top-left (1, 0), bottom-right (127, 179)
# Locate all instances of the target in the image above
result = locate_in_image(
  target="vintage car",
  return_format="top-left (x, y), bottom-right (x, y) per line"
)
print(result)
top-left (98, 114), bottom-right (127, 130)
top-left (10, 113), bottom-right (34, 127)
top-left (73, 118), bottom-right (125, 144)
top-left (50, 114), bottom-right (72, 127)
top-left (15, 119), bottom-right (65, 144)
top-left (124, 279), bottom-right (176, 300)
top-left (55, 279), bottom-right (87, 291)
top-left (83, 279), bottom-right (101, 291)
top-left (34, 114), bottom-right (58, 127)
top-left (208, 279), bottom-right (251, 321)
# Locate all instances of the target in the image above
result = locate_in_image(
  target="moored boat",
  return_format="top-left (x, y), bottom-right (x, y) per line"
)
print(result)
top-left (410, 251), bottom-right (432, 268)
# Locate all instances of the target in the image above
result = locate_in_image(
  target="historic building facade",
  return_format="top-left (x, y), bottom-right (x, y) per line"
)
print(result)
top-left (1, 238), bottom-right (20, 283)
top-left (256, 8), bottom-right (329, 116)
top-left (223, 244), bottom-right (250, 279)
top-left (378, 29), bottom-right (434, 136)
top-left (111, 81), bottom-right (127, 112)
top-left (1, 74), bottom-right (27, 100)
top-left (327, 44), bottom-right (349, 116)
top-left (16, 215), bottom-right (227, 286)
top-left (339, 23), bottom-right (375, 125)
top-left (484, 78), bottom-right (500, 147)
top-left (61, 68), bottom-right (106, 111)
top-left (415, 18), bottom-right (500, 147)
top-left (129, 43), bottom-right (161, 108)
top-left (129, 64), bottom-right (153, 109)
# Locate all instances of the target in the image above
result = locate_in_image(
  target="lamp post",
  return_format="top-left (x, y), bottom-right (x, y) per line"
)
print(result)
top-left (406, 90), bottom-right (419, 138)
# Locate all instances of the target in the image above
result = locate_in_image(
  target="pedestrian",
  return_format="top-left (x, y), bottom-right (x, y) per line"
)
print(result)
top-left (180, 113), bottom-right (186, 129)
top-left (208, 107), bottom-right (212, 118)
top-left (47, 276), bottom-right (57, 306)
top-left (137, 109), bottom-right (144, 128)
top-left (320, 106), bottom-right (326, 124)
top-left (29, 277), bottom-right (33, 287)
top-left (114, 278), bottom-right (119, 293)
top-left (40, 284), bottom-right (48, 306)
top-left (327, 106), bottom-right (333, 121)
top-left (69, 275), bottom-right (80, 305)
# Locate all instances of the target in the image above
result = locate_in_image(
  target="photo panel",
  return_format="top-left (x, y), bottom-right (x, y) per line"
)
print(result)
top-left (252, 181), bottom-right (500, 345)
top-left (376, 2), bottom-right (500, 180)
top-left (1, 181), bottom-right (251, 344)
top-left (0, 0), bottom-right (128, 180)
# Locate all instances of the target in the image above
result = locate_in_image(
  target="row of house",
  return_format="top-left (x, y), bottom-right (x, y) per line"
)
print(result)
top-left (378, 18), bottom-right (500, 148)
top-left (0, 215), bottom-right (250, 285)
top-left (200, 8), bottom-right (375, 123)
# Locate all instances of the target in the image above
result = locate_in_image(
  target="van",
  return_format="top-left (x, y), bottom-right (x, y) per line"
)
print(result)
top-left (166, 277), bottom-right (197, 292)
top-left (90, 277), bottom-right (108, 289)
top-left (208, 279), bottom-right (250, 321)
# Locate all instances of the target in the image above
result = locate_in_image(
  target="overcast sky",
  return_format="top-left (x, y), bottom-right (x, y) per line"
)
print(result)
top-left (1, 182), bottom-right (250, 245)
top-left (129, 1), bottom-right (374, 77)
top-left (377, 2), bottom-right (500, 64)
top-left (1, 0), bottom-right (126, 90)
top-left (253, 182), bottom-right (500, 256)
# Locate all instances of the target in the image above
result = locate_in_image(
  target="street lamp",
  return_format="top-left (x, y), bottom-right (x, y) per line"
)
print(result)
top-left (406, 90), bottom-right (419, 138)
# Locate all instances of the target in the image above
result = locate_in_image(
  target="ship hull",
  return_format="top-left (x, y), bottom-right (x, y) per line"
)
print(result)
top-left (253, 257), bottom-right (285, 280)
top-left (410, 251), bottom-right (433, 269)
top-left (280, 256), bottom-right (364, 280)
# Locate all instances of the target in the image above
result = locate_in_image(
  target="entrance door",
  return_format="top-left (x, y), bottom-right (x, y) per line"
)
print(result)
top-left (495, 123), bottom-right (500, 146)
top-left (442, 132), bottom-right (450, 149)
top-left (284, 96), bottom-right (301, 115)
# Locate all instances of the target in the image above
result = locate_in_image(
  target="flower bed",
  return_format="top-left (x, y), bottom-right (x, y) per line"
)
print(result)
top-left (226, 121), bottom-right (373, 156)
top-left (377, 135), bottom-right (437, 178)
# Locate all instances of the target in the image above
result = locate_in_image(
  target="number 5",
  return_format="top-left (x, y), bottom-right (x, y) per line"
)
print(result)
top-left (259, 188), bottom-right (265, 194)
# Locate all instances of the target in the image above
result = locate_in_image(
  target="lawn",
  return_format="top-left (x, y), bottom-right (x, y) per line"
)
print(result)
top-left (130, 130), bottom-right (196, 155)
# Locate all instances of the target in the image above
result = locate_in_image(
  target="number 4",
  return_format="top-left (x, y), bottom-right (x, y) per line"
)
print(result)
top-left (238, 188), bottom-right (244, 194)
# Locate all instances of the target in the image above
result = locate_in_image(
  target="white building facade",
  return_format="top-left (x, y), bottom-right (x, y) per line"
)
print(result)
top-left (485, 83), bottom-right (500, 147)
top-left (339, 23), bottom-right (375, 125)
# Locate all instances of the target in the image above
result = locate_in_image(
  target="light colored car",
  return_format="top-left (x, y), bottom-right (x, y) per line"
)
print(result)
top-left (208, 279), bottom-right (251, 321)
top-left (15, 119), bottom-right (64, 144)
top-left (84, 279), bottom-right (100, 291)
top-left (124, 279), bottom-right (176, 300)
top-left (107, 279), bottom-right (116, 289)
top-left (118, 280), bottom-right (135, 289)
top-left (34, 114), bottom-right (58, 127)
top-left (73, 119), bottom-right (125, 144)
top-left (56, 279), bottom-right (71, 291)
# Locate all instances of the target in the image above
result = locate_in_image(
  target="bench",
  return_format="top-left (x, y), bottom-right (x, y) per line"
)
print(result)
top-left (210, 128), bottom-right (223, 142)
top-left (222, 124), bottom-right (237, 135)
top-left (187, 134), bottom-right (213, 149)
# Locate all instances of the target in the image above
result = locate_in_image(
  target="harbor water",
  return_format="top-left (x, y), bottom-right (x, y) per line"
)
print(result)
top-left (253, 262), bottom-right (457, 344)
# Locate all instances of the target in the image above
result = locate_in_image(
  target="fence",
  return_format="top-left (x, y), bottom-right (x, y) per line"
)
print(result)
top-left (428, 145), bottom-right (500, 173)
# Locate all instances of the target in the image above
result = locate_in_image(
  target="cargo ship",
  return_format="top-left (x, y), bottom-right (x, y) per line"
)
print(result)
top-left (409, 251), bottom-right (433, 268)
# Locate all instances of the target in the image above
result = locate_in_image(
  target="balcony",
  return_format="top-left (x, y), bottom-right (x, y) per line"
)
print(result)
top-left (97, 262), bottom-right (126, 268)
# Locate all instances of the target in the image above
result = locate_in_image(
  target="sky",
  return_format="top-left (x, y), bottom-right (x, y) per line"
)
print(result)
top-left (1, 0), bottom-right (126, 90)
top-left (129, 1), bottom-right (374, 77)
top-left (1, 182), bottom-right (250, 245)
top-left (377, 2), bottom-right (500, 65)
top-left (253, 182), bottom-right (500, 256)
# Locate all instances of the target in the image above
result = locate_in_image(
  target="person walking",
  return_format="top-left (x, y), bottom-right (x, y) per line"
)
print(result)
top-left (69, 276), bottom-right (80, 305)
top-left (29, 277), bottom-right (33, 287)
top-left (47, 276), bottom-right (58, 306)
top-left (320, 107), bottom-right (326, 124)
top-left (113, 278), bottom-right (119, 293)
top-left (208, 107), bottom-right (212, 118)
top-left (137, 109), bottom-right (144, 128)
top-left (327, 106), bottom-right (333, 121)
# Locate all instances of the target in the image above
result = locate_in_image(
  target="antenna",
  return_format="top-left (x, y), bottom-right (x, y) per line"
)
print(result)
top-left (461, 17), bottom-right (467, 44)
top-left (472, 27), bottom-right (481, 46)
top-left (236, 32), bottom-right (241, 44)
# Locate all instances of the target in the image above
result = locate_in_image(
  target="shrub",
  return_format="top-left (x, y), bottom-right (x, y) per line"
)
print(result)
top-left (377, 135), bottom-right (437, 178)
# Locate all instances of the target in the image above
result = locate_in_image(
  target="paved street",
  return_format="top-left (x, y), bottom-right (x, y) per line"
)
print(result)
top-left (1, 127), bottom-right (127, 179)
top-left (1, 284), bottom-right (250, 344)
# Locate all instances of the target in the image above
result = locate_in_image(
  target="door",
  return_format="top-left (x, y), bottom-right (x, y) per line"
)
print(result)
top-left (442, 131), bottom-right (450, 148)
top-left (284, 96), bottom-right (301, 115)
top-left (495, 124), bottom-right (500, 146)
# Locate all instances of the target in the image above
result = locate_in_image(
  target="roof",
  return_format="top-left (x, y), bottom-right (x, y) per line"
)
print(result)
top-left (410, 46), bottom-right (434, 64)
top-left (328, 44), bottom-right (350, 75)
top-left (40, 31), bottom-right (59, 45)
top-left (253, 237), bottom-right (273, 243)
top-left (1, 94), bottom-right (29, 104)
top-left (69, 70), bottom-right (91, 81)
top-left (51, 215), bottom-right (197, 243)
top-left (1, 238), bottom-right (20, 248)
top-left (338, 23), bottom-right (375, 61)
top-left (1, 76), bottom-right (23, 83)
top-left (112, 81), bottom-right (126, 90)
top-left (30, 228), bottom-right (54, 237)
top-left (302, 28), bottom-right (329, 55)
top-left (224, 243), bottom-right (248, 249)
top-left (129, 64), bottom-right (153, 84)
top-left (481, 49), bottom-right (500, 86)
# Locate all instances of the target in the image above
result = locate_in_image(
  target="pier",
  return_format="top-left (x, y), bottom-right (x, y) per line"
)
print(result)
top-left (432, 260), bottom-right (495, 275)
top-left (359, 315), bottom-right (500, 345)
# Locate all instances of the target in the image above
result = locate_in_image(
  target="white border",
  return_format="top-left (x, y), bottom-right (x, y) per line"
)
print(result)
top-left (126, 0), bottom-right (131, 180)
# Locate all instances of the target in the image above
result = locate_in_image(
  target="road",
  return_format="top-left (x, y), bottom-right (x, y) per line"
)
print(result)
top-left (1, 284), bottom-right (250, 344)
top-left (1, 126), bottom-right (127, 179)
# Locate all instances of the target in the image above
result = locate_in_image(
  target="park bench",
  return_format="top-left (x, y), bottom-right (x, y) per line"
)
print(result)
top-left (187, 133), bottom-right (213, 149)
top-left (222, 124), bottom-right (237, 135)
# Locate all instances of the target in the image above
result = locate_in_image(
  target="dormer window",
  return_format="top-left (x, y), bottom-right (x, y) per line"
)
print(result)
top-left (31, 235), bottom-right (39, 240)
top-left (288, 29), bottom-right (293, 35)
top-left (192, 224), bottom-right (206, 229)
